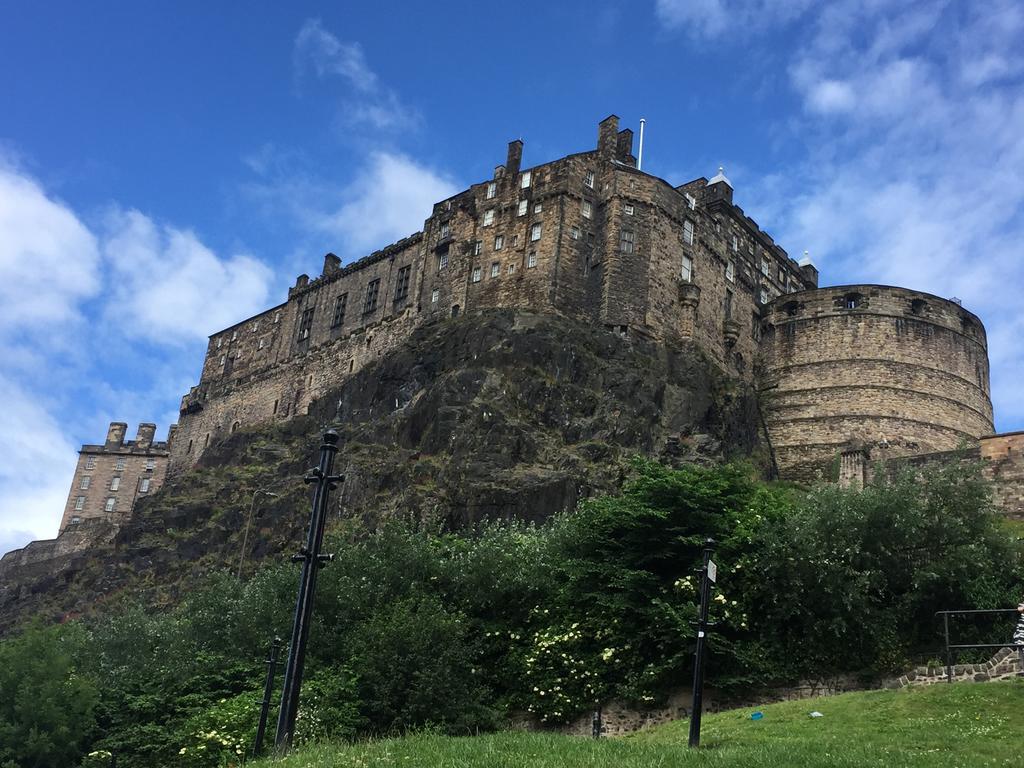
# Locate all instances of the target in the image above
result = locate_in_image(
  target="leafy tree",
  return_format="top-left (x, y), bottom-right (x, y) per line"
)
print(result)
top-left (0, 621), bottom-right (98, 768)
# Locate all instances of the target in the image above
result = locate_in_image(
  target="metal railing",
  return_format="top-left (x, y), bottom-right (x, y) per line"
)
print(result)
top-left (937, 608), bottom-right (1023, 684)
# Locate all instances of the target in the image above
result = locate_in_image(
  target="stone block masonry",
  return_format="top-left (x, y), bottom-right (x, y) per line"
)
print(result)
top-left (59, 422), bottom-right (171, 532)
top-left (170, 115), bottom-right (818, 472)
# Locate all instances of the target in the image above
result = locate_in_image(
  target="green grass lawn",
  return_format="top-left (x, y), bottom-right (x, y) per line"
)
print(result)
top-left (254, 679), bottom-right (1024, 767)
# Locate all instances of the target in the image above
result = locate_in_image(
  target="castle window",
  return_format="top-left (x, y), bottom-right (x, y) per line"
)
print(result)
top-left (584, 170), bottom-right (594, 188)
top-left (512, 234), bottom-right (519, 247)
top-left (508, 263), bottom-right (516, 275)
top-left (139, 478), bottom-right (150, 493)
top-left (490, 262), bottom-right (500, 278)
top-left (681, 254), bottom-right (693, 283)
top-left (620, 230), bottom-right (635, 254)
top-left (274, 311), bottom-right (280, 324)
top-left (725, 260), bottom-right (735, 282)
top-left (843, 292), bottom-right (862, 309)
top-left (187, 439), bottom-right (193, 453)
top-left (115, 458), bottom-right (126, 471)
top-left (483, 210), bottom-right (495, 226)
top-left (298, 307), bottom-right (314, 341)
top-left (759, 287), bottom-right (769, 305)
top-left (216, 338), bottom-right (222, 349)
top-left (486, 182), bottom-right (496, 199)
top-left (231, 331), bottom-right (237, 341)
top-left (778, 267), bottom-right (786, 283)
top-left (105, 498), bottom-right (116, 512)
top-left (364, 279), bottom-right (381, 314)
top-left (724, 289), bottom-right (733, 319)
top-left (783, 300), bottom-right (801, 317)
top-left (110, 477), bottom-right (120, 491)
top-left (582, 200), bottom-right (593, 219)
top-left (473, 240), bottom-right (483, 256)
top-left (74, 496), bottom-right (85, 511)
top-left (731, 235), bottom-right (739, 252)
top-left (760, 257), bottom-right (770, 277)
top-left (528, 252), bottom-right (538, 268)
top-left (748, 242), bottom-right (755, 255)
top-left (431, 289), bottom-right (439, 304)
top-left (685, 192), bottom-right (697, 210)
top-left (531, 202), bottom-right (541, 214)
top-left (530, 223), bottom-right (542, 242)
top-left (518, 199), bottom-right (528, 216)
top-left (231, 421), bottom-right (240, 433)
top-left (70, 516), bottom-right (81, 525)
top-left (273, 399), bottom-right (279, 414)
top-left (752, 312), bottom-right (761, 340)
top-left (570, 226), bottom-right (580, 240)
top-left (332, 294), bottom-right (348, 328)
top-left (204, 433), bottom-right (210, 448)
top-left (521, 170), bottom-right (531, 188)
top-left (80, 476), bottom-right (91, 490)
top-left (624, 203), bottom-right (634, 216)
top-left (439, 221), bottom-right (450, 239)
top-left (451, 304), bottom-right (460, 317)
top-left (494, 235), bottom-right (504, 251)
top-left (472, 266), bottom-right (482, 283)
top-left (394, 267), bottom-right (411, 302)
top-left (85, 457), bottom-right (96, 470)
top-left (438, 249), bottom-right (449, 271)
top-left (911, 298), bottom-right (927, 315)
top-left (258, 339), bottom-right (265, 350)
top-left (146, 458), bottom-right (155, 472)
top-left (683, 219), bottom-right (694, 245)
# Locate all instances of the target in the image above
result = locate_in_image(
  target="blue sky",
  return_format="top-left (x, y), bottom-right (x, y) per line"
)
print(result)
top-left (2, 0), bottom-right (1022, 554)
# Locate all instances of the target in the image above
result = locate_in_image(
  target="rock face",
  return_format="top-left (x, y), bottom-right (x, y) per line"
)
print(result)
top-left (0, 311), bottom-right (761, 632)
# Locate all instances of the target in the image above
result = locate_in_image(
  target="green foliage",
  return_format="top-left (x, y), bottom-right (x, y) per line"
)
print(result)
top-left (2, 456), bottom-right (1020, 766)
top-left (0, 621), bottom-right (98, 768)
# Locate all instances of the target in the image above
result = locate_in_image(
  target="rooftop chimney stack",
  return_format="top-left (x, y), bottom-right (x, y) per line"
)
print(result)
top-left (505, 140), bottom-right (523, 177)
top-left (135, 423), bottom-right (156, 449)
top-left (105, 422), bottom-right (127, 448)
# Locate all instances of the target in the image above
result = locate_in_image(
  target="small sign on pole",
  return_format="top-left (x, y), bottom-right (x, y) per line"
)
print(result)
top-left (707, 560), bottom-right (717, 584)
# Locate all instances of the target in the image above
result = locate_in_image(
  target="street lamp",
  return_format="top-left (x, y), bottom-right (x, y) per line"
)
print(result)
top-left (238, 489), bottom-right (279, 579)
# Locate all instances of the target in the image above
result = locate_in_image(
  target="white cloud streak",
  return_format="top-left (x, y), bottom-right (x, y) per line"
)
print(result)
top-left (294, 18), bottom-right (419, 132)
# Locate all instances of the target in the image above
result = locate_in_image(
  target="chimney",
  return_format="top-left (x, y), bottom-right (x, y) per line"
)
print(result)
top-left (322, 252), bottom-right (341, 275)
top-left (288, 273), bottom-right (310, 298)
top-left (597, 115), bottom-right (620, 157)
top-left (505, 140), bottom-right (523, 177)
top-left (616, 128), bottom-right (635, 166)
top-left (135, 423), bottom-right (156, 449)
top-left (105, 422), bottom-right (127, 449)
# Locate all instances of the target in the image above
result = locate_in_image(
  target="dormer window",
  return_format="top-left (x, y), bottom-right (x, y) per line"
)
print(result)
top-left (486, 182), bottom-right (496, 199)
top-left (521, 171), bottom-right (532, 188)
top-left (685, 193), bottom-right (696, 210)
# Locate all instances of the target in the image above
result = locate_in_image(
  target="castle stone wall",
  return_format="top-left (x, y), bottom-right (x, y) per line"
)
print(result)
top-left (760, 286), bottom-right (993, 482)
top-left (170, 115), bottom-right (819, 470)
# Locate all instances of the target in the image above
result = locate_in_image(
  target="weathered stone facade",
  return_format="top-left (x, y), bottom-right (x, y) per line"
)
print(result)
top-left (58, 422), bottom-right (171, 532)
top-left (759, 285), bottom-right (993, 483)
top-left (169, 115), bottom-right (818, 472)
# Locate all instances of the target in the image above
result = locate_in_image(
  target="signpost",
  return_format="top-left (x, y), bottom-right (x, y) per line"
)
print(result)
top-left (688, 538), bottom-right (716, 748)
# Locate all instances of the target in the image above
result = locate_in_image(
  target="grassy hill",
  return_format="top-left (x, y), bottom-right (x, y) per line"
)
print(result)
top-left (254, 679), bottom-right (1024, 768)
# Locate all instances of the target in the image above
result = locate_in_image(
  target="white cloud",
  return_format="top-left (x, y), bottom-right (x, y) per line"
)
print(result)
top-left (315, 151), bottom-right (458, 258)
top-left (293, 18), bottom-right (419, 132)
top-left (102, 209), bottom-right (274, 343)
top-left (0, 165), bottom-right (100, 336)
top-left (753, 0), bottom-right (1024, 430)
top-left (0, 164), bottom-right (279, 554)
top-left (0, 373), bottom-right (79, 551)
top-left (654, 0), bottom-right (811, 38)
top-left (295, 18), bottom-right (377, 92)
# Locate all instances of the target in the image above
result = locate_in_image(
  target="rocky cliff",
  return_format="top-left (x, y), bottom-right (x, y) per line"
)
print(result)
top-left (0, 311), bottom-right (763, 632)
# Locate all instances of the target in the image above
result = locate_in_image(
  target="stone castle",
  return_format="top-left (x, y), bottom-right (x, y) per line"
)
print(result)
top-left (50, 114), bottom-right (1024, 536)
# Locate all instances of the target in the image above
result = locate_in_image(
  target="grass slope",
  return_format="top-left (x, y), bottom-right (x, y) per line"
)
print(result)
top-left (255, 680), bottom-right (1023, 768)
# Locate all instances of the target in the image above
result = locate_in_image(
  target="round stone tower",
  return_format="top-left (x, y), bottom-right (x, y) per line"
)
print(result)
top-left (759, 285), bottom-right (993, 482)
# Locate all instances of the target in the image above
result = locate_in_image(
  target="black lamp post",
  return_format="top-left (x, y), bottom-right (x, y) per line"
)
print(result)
top-left (688, 537), bottom-right (716, 748)
top-left (274, 429), bottom-right (342, 750)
